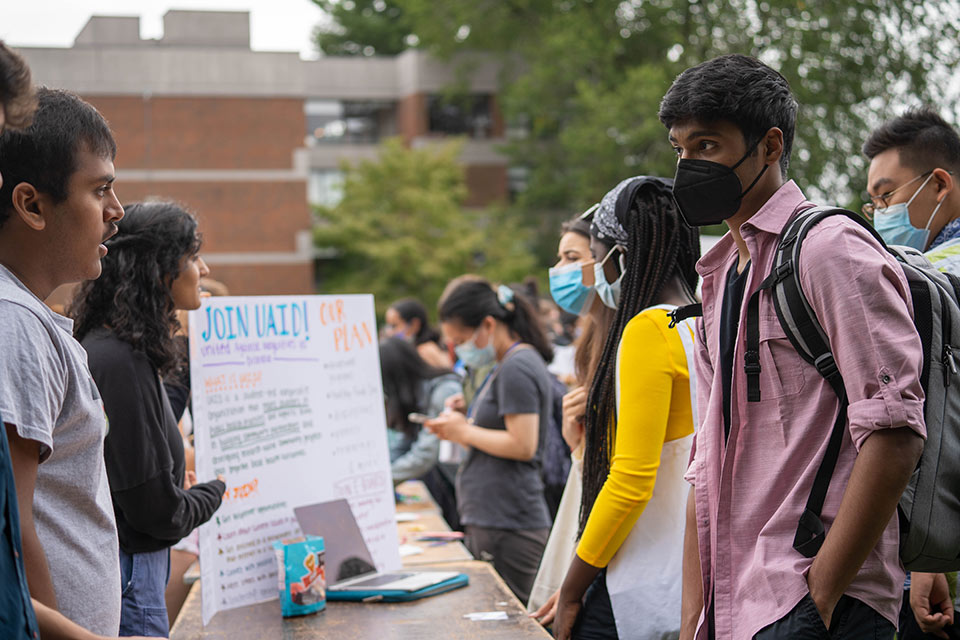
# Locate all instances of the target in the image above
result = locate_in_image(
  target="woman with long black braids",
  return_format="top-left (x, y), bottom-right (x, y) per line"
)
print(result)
top-left (70, 202), bottom-right (225, 637)
top-left (553, 177), bottom-right (701, 640)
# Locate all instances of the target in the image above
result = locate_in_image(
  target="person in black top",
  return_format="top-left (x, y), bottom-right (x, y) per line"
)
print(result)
top-left (70, 201), bottom-right (225, 638)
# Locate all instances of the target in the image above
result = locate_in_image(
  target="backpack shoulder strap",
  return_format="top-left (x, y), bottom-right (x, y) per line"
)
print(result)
top-left (668, 303), bottom-right (702, 328)
top-left (745, 205), bottom-right (882, 399)
top-left (744, 205), bottom-right (885, 557)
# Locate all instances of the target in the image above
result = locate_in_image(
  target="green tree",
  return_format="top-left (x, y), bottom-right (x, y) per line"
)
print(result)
top-left (313, 0), bottom-right (414, 56)
top-left (398, 0), bottom-right (960, 213)
top-left (314, 138), bottom-right (536, 316)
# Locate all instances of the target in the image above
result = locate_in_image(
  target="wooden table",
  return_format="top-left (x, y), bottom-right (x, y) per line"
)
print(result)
top-left (171, 482), bottom-right (548, 639)
top-left (170, 560), bottom-right (550, 639)
top-left (394, 480), bottom-right (473, 566)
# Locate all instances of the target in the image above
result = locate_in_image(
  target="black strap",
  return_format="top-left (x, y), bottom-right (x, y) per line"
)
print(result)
top-left (743, 204), bottom-right (879, 558)
top-left (793, 391), bottom-right (849, 557)
top-left (668, 303), bottom-right (702, 328)
top-left (743, 270), bottom-right (784, 403)
top-left (744, 288), bottom-right (763, 402)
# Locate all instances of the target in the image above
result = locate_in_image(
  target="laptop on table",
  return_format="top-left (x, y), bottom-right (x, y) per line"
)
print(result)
top-left (293, 499), bottom-right (467, 601)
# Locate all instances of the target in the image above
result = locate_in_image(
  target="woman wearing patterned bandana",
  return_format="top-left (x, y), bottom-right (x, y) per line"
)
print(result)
top-left (553, 176), bottom-right (701, 640)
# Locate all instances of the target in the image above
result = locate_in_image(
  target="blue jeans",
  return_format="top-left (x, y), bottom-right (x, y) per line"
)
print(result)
top-left (118, 548), bottom-right (170, 637)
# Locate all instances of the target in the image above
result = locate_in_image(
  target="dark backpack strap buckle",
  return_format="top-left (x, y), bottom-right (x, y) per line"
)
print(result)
top-left (793, 507), bottom-right (826, 558)
top-left (669, 303), bottom-right (703, 328)
top-left (743, 350), bottom-right (761, 374)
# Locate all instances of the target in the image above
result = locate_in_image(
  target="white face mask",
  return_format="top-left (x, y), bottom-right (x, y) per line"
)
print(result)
top-left (594, 245), bottom-right (625, 309)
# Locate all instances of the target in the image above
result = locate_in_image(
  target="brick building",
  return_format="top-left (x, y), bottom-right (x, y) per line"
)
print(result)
top-left (16, 10), bottom-right (509, 299)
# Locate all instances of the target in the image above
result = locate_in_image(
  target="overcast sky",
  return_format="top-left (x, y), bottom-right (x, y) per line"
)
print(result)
top-left (0, 0), bottom-right (327, 58)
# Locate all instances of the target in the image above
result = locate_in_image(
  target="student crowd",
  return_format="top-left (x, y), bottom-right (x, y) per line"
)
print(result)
top-left (2, 34), bottom-right (960, 640)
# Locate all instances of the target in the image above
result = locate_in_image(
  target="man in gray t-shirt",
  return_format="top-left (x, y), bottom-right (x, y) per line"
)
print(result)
top-left (0, 88), bottom-right (124, 635)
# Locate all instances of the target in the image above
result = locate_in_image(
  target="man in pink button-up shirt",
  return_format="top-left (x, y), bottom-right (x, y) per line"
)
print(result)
top-left (657, 54), bottom-right (926, 640)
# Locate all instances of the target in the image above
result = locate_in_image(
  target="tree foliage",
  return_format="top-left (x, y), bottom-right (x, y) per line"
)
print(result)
top-left (395, 0), bottom-right (960, 211)
top-left (314, 138), bottom-right (536, 316)
top-left (313, 0), bottom-right (414, 56)
top-left (313, 1), bottom-right (960, 279)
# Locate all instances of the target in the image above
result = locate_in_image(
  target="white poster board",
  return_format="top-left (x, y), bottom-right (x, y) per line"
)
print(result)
top-left (189, 295), bottom-right (400, 625)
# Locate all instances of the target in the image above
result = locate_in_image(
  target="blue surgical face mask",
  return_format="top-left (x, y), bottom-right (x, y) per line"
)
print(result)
top-left (454, 326), bottom-right (496, 369)
top-left (549, 261), bottom-right (596, 315)
top-left (874, 173), bottom-right (943, 251)
top-left (594, 245), bottom-right (625, 309)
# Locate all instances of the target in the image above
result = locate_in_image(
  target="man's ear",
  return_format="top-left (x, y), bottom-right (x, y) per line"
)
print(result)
top-left (762, 127), bottom-right (784, 167)
top-left (10, 182), bottom-right (47, 231)
top-left (933, 167), bottom-right (955, 203)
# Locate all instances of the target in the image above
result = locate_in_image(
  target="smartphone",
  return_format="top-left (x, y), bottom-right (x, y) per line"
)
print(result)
top-left (407, 412), bottom-right (433, 424)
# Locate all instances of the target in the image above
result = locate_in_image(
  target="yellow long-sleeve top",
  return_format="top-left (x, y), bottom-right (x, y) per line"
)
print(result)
top-left (576, 306), bottom-right (694, 567)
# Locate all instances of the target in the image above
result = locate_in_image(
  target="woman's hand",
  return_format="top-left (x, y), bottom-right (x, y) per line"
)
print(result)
top-left (561, 386), bottom-right (587, 451)
top-left (444, 392), bottom-right (467, 414)
top-left (425, 411), bottom-right (471, 446)
top-left (529, 588), bottom-right (561, 627)
top-left (554, 555), bottom-right (598, 640)
top-left (553, 591), bottom-right (582, 640)
top-left (184, 470), bottom-right (197, 490)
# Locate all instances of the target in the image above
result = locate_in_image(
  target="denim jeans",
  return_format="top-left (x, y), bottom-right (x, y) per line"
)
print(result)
top-left (753, 593), bottom-right (895, 639)
top-left (118, 547), bottom-right (171, 638)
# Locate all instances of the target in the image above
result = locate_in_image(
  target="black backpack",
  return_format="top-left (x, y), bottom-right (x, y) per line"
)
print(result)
top-left (673, 205), bottom-right (960, 571)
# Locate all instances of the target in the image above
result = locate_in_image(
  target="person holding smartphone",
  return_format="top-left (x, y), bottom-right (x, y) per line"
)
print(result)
top-left (426, 279), bottom-right (555, 604)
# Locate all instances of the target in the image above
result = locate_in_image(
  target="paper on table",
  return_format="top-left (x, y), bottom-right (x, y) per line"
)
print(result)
top-left (463, 612), bottom-right (509, 621)
top-left (398, 544), bottom-right (424, 557)
top-left (191, 295), bottom-right (400, 625)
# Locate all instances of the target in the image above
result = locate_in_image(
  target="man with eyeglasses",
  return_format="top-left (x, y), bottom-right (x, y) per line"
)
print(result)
top-left (864, 107), bottom-right (960, 265)
top-left (863, 108), bottom-right (960, 639)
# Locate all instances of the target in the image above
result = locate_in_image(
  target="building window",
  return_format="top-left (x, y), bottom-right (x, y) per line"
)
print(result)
top-left (305, 100), bottom-right (397, 145)
top-left (427, 94), bottom-right (493, 138)
top-left (308, 169), bottom-right (345, 207)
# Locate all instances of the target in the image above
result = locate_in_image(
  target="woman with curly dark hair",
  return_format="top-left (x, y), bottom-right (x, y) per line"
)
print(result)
top-left (70, 201), bottom-right (225, 638)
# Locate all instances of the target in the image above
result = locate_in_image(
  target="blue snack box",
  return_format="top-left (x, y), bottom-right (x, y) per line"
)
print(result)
top-left (272, 535), bottom-right (326, 617)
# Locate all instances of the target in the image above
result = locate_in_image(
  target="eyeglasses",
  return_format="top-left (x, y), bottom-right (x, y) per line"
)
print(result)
top-left (862, 171), bottom-right (932, 218)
